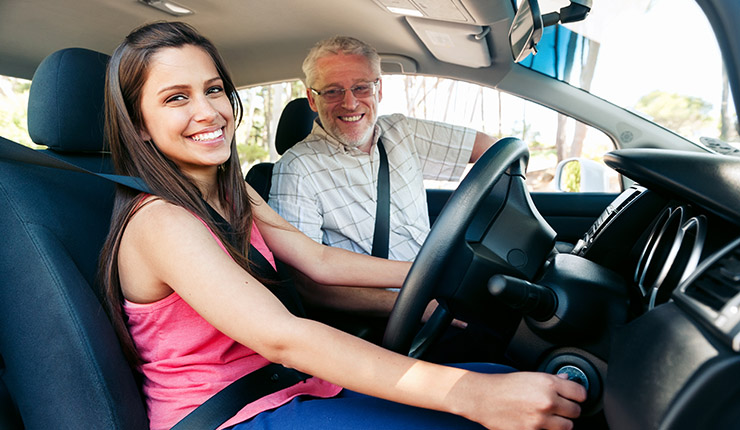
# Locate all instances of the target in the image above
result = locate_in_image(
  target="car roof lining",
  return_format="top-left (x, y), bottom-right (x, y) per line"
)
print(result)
top-left (0, 0), bottom-right (513, 85)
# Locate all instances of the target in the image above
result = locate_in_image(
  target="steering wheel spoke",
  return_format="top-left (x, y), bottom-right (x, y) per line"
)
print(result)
top-left (408, 305), bottom-right (453, 358)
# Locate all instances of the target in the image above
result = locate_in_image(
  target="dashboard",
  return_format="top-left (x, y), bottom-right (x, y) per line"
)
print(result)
top-left (503, 148), bottom-right (740, 429)
top-left (586, 149), bottom-right (740, 429)
top-left (576, 184), bottom-right (717, 313)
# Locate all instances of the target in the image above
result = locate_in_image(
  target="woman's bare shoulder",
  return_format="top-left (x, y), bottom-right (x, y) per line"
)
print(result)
top-left (121, 198), bottom-right (217, 260)
top-left (119, 198), bottom-right (221, 302)
top-left (128, 197), bottom-right (201, 231)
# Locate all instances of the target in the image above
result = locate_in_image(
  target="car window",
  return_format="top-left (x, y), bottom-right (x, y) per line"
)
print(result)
top-left (236, 81), bottom-right (306, 170)
top-left (237, 76), bottom-right (618, 193)
top-left (379, 74), bottom-right (619, 192)
top-left (0, 72), bottom-right (619, 194)
top-left (525, 0), bottom-right (738, 147)
top-left (0, 75), bottom-right (33, 147)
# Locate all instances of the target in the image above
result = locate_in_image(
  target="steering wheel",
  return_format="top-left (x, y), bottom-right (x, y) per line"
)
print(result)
top-left (382, 137), bottom-right (556, 356)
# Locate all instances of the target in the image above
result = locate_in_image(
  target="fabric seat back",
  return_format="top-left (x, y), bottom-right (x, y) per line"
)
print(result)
top-left (0, 48), bottom-right (148, 429)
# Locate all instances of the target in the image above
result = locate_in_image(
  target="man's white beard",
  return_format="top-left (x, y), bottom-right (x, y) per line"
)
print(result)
top-left (335, 126), bottom-right (374, 148)
top-left (317, 114), bottom-right (376, 149)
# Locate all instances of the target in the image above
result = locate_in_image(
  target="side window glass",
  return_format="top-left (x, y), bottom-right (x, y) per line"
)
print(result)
top-left (237, 81), bottom-right (306, 168)
top-left (379, 75), bottom-right (620, 193)
top-left (238, 77), bottom-right (619, 193)
top-left (0, 75), bottom-right (33, 147)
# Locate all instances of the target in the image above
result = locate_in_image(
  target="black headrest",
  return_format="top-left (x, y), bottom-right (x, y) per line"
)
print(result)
top-left (275, 97), bottom-right (317, 155)
top-left (27, 48), bottom-right (110, 153)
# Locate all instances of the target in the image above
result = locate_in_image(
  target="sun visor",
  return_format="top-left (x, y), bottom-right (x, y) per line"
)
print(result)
top-left (406, 16), bottom-right (491, 68)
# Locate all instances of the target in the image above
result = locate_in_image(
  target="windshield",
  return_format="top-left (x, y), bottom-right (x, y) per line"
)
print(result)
top-left (520, 0), bottom-right (738, 146)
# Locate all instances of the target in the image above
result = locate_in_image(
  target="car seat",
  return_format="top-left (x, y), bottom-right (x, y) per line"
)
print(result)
top-left (245, 97), bottom-right (316, 200)
top-left (0, 48), bottom-right (148, 429)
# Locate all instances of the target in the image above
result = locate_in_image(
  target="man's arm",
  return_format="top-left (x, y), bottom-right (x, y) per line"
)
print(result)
top-left (469, 131), bottom-right (497, 163)
top-left (291, 268), bottom-right (398, 316)
top-left (399, 115), bottom-right (488, 181)
top-left (291, 268), bottom-right (462, 329)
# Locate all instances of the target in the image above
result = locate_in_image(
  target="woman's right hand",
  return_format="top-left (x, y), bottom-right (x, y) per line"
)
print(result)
top-left (453, 371), bottom-right (587, 430)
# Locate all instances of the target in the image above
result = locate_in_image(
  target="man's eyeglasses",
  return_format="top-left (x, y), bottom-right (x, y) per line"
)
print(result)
top-left (310, 79), bottom-right (379, 103)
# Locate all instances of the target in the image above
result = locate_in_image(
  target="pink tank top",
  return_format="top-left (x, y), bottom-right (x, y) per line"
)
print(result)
top-left (124, 220), bottom-right (341, 430)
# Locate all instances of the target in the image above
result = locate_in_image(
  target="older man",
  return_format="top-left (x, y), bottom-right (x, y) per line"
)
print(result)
top-left (269, 36), bottom-right (495, 262)
top-left (269, 37), bottom-right (508, 360)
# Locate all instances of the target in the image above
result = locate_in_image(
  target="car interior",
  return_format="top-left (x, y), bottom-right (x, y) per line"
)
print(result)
top-left (2, 0), bottom-right (740, 429)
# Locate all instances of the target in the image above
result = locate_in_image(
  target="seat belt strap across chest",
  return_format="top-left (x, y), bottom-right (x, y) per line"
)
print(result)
top-left (371, 138), bottom-right (390, 258)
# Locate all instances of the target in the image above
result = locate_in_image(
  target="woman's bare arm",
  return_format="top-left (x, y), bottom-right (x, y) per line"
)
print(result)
top-left (247, 185), bottom-right (411, 289)
top-left (118, 199), bottom-right (586, 430)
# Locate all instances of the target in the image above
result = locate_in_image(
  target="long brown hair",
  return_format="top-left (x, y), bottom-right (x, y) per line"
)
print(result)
top-left (99, 21), bottom-right (255, 368)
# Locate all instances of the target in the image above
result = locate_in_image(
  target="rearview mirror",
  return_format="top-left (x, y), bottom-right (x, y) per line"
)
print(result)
top-left (509, 0), bottom-right (593, 63)
top-left (509, 0), bottom-right (543, 63)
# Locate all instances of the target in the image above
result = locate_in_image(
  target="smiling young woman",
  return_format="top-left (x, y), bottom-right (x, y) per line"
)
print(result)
top-left (137, 44), bottom-right (234, 183)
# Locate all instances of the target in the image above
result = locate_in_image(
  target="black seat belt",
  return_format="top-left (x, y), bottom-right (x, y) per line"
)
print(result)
top-left (0, 137), bottom-right (311, 430)
top-left (170, 363), bottom-right (309, 430)
top-left (0, 136), bottom-right (150, 192)
top-left (371, 138), bottom-right (390, 258)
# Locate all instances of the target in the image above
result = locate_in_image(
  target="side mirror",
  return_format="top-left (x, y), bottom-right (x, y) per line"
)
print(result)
top-left (555, 158), bottom-right (614, 193)
top-left (509, 0), bottom-right (543, 63)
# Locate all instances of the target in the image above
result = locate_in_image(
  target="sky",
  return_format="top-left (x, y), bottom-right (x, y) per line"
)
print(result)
top-left (581, 0), bottom-right (730, 118)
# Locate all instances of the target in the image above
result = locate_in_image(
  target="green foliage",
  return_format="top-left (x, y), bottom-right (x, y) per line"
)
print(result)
top-left (237, 142), bottom-right (269, 164)
top-left (528, 136), bottom-right (556, 159)
top-left (12, 80), bottom-right (31, 93)
top-left (0, 76), bottom-right (34, 147)
top-left (236, 80), bottom-right (307, 164)
top-left (291, 81), bottom-right (306, 99)
top-left (247, 116), bottom-right (266, 146)
top-left (635, 90), bottom-right (713, 137)
top-left (560, 160), bottom-right (581, 192)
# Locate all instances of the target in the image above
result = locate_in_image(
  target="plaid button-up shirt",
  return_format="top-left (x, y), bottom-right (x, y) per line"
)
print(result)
top-left (269, 113), bottom-right (475, 262)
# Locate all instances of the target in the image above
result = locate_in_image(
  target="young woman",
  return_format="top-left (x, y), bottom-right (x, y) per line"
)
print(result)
top-left (99, 21), bottom-right (585, 430)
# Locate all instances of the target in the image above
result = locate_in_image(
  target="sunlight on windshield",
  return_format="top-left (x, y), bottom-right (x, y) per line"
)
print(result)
top-left (529, 0), bottom-right (738, 145)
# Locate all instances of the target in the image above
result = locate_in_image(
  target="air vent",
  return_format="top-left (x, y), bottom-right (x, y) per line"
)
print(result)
top-left (675, 237), bottom-right (740, 351)
top-left (684, 249), bottom-right (740, 310)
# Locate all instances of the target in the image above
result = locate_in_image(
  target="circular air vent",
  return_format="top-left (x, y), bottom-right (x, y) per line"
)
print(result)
top-left (634, 206), bottom-right (706, 308)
